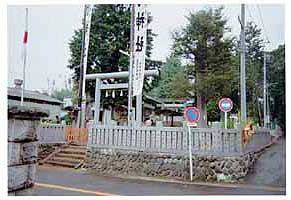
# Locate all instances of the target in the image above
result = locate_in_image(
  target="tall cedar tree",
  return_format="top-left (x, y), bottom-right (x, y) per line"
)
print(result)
top-left (68, 4), bottom-right (157, 108)
top-left (172, 7), bottom-right (235, 127)
top-left (269, 45), bottom-right (285, 131)
top-left (244, 22), bottom-right (264, 125)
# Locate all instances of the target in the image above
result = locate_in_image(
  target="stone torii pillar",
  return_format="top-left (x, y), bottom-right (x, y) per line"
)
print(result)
top-left (86, 70), bottom-right (159, 127)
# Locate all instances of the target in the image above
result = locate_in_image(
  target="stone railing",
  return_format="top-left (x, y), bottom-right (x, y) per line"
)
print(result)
top-left (86, 124), bottom-right (277, 182)
top-left (36, 124), bottom-right (67, 144)
top-left (88, 124), bottom-right (243, 156)
top-left (242, 127), bottom-right (272, 153)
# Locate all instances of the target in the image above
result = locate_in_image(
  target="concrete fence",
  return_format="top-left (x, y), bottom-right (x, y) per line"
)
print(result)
top-left (243, 127), bottom-right (272, 153)
top-left (88, 124), bottom-right (243, 156)
top-left (36, 123), bottom-right (274, 156)
top-left (36, 124), bottom-right (67, 144)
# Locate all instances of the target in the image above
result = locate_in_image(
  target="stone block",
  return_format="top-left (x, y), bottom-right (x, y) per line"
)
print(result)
top-left (8, 164), bottom-right (36, 192)
top-left (8, 119), bottom-right (39, 142)
top-left (8, 141), bottom-right (37, 166)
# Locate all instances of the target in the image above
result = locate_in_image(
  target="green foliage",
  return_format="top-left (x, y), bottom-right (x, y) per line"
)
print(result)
top-left (171, 7), bottom-right (236, 127)
top-left (207, 97), bottom-right (221, 122)
top-left (172, 7), bottom-right (235, 100)
top-left (51, 88), bottom-right (73, 102)
top-left (269, 44), bottom-right (285, 130)
top-left (244, 22), bottom-right (265, 125)
top-left (220, 116), bottom-right (235, 129)
top-left (148, 57), bottom-right (190, 99)
top-left (68, 4), bottom-right (157, 108)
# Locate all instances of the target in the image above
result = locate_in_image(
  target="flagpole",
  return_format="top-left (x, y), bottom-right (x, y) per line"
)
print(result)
top-left (21, 8), bottom-right (28, 106)
top-left (80, 5), bottom-right (93, 128)
top-left (128, 4), bottom-right (135, 127)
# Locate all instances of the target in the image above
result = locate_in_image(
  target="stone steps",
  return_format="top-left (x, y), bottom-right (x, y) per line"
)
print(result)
top-left (42, 144), bottom-right (87, 168)
top-left (67, 144), bottom-right (87, 150)
top-left (50, 156), bottom-right (81, 164)
top-left (44, 160), bottom-right (76, 168)
top-left (57, 153), bottom-right (85, 159)
top-left (60, 148), bottom-right (86, 155)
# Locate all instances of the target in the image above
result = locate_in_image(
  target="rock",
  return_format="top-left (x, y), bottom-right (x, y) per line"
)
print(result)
top-left (225, 161), bottom-right (232, 169)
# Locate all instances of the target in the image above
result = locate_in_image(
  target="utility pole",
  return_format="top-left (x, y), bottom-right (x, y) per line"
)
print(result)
top-left (128, 4), bottom-right (135, 127)
top-left (21, 8), bottom-right (28, 106)
top-left (240, 4), bottom-right (247, 124)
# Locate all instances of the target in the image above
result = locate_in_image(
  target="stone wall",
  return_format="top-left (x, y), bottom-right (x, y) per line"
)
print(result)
top-left (8, 105), bottom-right (48, 194)
top-left (85, 146), bottom-right (258, 182)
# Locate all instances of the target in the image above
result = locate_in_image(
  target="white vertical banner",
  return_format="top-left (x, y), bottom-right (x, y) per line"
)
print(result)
top-left (132, 4), bottom-right (148, 96)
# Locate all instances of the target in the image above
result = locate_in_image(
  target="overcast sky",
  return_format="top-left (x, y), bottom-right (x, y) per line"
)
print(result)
top-left (7, 4), bottom-right (284, 91)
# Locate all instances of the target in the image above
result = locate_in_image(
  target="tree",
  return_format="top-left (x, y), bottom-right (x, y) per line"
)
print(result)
top-left (148, 57), bottom-right (191, 99)
top-left (172, 7), bottom-right (235, 127)
top-left (244, 22), bottom-right (265, 125)
top-left (51, 88), bottom-right (73, 102)
top-left (68, 4), bottom-right (157, 108)
top-left (269, 44), bottom-right (285, 131)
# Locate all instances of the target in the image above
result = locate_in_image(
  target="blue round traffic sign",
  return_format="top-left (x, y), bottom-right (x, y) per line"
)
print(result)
top-left (219, 98), bottom-right (233, 113)
top-left (184, 106), bottom-right (200, 123)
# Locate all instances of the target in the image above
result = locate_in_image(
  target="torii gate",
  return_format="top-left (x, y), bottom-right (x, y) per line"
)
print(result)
top-left (85, 69), bottom-right (159, 127)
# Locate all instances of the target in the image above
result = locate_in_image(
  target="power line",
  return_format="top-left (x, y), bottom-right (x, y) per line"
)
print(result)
top-left (256, 5), bottom-right (271, 44)
top-left (246, 5), bottom-right (255, 23)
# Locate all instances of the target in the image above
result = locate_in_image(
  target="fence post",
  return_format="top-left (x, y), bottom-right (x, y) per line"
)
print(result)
top-left (87, 122), bottom-right (93, 145)
top-left (236, 125), bottom-right (243, 154)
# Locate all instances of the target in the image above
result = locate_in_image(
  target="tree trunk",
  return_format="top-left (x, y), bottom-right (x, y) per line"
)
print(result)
top-left (256, 97), bottom-right (262, 126)
top-left (197, 94), bottom-right (207, 128)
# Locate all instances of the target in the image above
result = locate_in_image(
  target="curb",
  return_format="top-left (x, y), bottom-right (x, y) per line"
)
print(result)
top-left (110, 174), bottom-right (285, 193)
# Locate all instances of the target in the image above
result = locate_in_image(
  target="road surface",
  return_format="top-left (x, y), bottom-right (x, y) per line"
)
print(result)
top-left (30, 165), bottom-right (284, 196)
top-left (245, 137), bottom-right (286, 187)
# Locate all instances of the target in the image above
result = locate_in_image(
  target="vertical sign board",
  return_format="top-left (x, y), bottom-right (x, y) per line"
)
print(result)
top-left (132, 4), bottom-right (148, 96)
top-left (218, 98), bottom-right (233, 129)
top-left (184, 106), bottom-right (201, 181)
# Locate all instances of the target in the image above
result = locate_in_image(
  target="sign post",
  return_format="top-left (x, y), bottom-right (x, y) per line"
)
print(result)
top-left (184, 106), bottom-right (200, 181)
top-left (218, 98), bottom-right (233, 129)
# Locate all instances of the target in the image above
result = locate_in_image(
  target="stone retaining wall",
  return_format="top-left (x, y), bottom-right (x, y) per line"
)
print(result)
top-left (85, 146), bottom-right (258, 182)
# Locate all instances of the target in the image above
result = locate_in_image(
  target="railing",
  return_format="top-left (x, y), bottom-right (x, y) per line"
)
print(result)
top-left (37, 123), bottom-right (275, 155)
top-left (37, 124), bottom-right (67, 144)
top-left (243, 128), bottom-right (272, 153)
top-left (88, 124), bottom-right (243, 156)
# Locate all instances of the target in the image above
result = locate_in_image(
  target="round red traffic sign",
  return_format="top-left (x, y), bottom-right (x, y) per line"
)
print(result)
top-left (184, 106), bottom-right (200, 123)
top-left (218, 98), bottom-right (233, 113)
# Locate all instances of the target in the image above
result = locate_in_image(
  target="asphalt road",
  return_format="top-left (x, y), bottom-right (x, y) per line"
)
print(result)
top-left (31, 165), bottom-right (285, 196)
top-left (245, 137), bottom-right (286, 187)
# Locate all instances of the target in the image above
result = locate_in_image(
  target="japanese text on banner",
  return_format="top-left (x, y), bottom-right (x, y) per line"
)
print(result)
top-left (132, 4), bottom-right (147, 96)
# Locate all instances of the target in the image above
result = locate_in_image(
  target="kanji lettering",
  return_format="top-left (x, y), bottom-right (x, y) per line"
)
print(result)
top-left (136, 36), bottom-right (144, 52)
top-left (136, 11), bottom-right (145, 31)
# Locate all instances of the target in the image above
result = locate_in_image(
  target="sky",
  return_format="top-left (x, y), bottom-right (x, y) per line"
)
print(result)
top-left (7, 4), bottom-right (285, 91)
